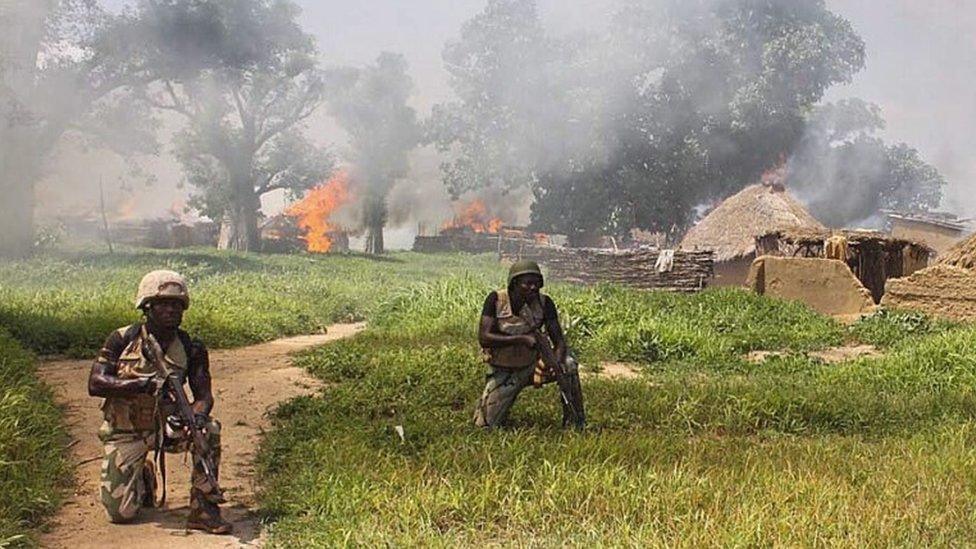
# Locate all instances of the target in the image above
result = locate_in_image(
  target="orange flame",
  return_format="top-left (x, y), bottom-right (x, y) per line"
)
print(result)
top-left (442, 199), bottom-right (504, 234)
top-left (286, 172), bottom-right (351, 253)
top-left (116, 195), bottom-right (138, 221)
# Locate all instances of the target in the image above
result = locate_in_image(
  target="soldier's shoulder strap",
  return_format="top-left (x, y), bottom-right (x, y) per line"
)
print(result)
top-left (120, 323), bottom-right (144, 346)
top-left (495, 289), bottom-right (513, 318)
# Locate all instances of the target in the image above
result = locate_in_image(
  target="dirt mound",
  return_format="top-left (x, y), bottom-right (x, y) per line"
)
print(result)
top-left (882, 264), bottom-right (976, 321)
top-left (38, 323), bottom-right (365, 549)
top-left (937, 232), bottom-right (976, 270)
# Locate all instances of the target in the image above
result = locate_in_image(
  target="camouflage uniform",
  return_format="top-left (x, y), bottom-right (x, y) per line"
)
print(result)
top-left (95, 323), bottom-right (222, 523)
top-left (474, 288), bottom-right (579, 428)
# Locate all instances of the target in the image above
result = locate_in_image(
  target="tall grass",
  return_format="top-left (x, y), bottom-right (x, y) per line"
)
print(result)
top-left (0, 330), bottom-right (68, 548)
top-left (0, 248), bottom-right (501, 356)
top-left (258, 277), bottom-right (975, 545)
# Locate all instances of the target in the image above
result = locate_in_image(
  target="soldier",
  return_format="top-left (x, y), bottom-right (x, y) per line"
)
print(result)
top-left (87, 270), bottom-right (232, 534)
top-left (474, 260), bottom-right (582, 428)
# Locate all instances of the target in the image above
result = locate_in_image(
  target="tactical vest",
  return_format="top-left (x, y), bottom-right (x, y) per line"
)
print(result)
top-left (487, 289), bottom-right (546, 369)
top-left (101, 324), bottom-right (190, 433)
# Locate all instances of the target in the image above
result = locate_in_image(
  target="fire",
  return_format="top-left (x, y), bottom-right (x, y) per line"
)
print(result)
top-left (760, 158), bottom-right (788, 189)
top-left (442, 199), bottom-right (504, 234)
top-left (286, 172), bottom-right (351, 253)
top-left (115, 195), bottom-right (138, 221)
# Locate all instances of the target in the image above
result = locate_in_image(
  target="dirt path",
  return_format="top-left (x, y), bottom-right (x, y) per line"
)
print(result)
top-left (37, 322), bottom-right (366, 549)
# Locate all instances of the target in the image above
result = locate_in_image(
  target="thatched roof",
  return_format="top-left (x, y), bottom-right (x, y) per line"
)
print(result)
top-left (759, 228), bottom-right (933, 254)
top-left (937, 232), bottom-right (976, 270)
top-left (680, 184), bottom-right (825, 262)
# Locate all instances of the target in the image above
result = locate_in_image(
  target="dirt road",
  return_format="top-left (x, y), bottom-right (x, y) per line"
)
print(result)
top-left (37, 323), bottom-right (366, 549)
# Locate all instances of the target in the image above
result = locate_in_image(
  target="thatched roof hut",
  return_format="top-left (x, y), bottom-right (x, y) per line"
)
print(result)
top-left (680, 184), bottom-right (825, 263)
top-left (679, 184), bottom-right (824, 285)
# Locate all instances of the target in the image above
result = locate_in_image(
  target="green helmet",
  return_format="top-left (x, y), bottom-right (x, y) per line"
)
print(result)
top-left (508, 260), bottom-right (544, 286)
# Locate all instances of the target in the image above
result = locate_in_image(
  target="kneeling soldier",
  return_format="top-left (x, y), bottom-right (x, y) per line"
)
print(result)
top-left (474, 260), bottom-right (583, 428)
top-left (88, 270), bottom-right (231, 534)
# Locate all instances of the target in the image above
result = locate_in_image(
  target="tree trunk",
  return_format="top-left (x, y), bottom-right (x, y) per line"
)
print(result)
top-left (364, 223), bottom-right (384, 255)
top-left (217, 192), bottom-right (260, 252)
top-left (0, 176), bottom-right (35, 258)
top-left (362, 195), bottom-right (387, 255)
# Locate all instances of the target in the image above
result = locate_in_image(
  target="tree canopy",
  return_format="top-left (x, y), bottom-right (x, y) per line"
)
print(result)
top-left (788, 98), bottom-right (946, 227)
top-left (0, 0), bottom-right (156, 257)
top-left (128, 0), bottom-right (333, 251)
top-left (431, 0), bottom-right (873, 241)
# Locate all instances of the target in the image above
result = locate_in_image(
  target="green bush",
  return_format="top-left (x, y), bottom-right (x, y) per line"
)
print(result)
top-left (0, 330), bottom-right (68, 547)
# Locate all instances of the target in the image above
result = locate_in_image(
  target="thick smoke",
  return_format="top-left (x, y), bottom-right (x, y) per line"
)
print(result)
top-left (5, 0), bottom-right (971, 253)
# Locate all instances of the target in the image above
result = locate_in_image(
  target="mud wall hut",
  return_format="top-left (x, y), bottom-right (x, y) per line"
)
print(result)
top-left (679, 183), bottom-right (826, 286)
top-left (885, 211), bottom-right (968, 257)
top-left (756, 228), bottom-right (931, 303)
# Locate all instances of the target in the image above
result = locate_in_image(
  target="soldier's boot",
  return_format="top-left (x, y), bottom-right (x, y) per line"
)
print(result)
top-left (141, 459), bottom-right (156, 508)
top-left (186, 488), bottom-right (233, 535)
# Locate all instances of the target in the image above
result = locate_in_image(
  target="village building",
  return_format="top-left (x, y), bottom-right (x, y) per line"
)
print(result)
top-left (679, 182), bottom-right (825, 286)
top-left (883, 232), bottom-right (976, 321)
top-left (755, 228), bottom-right (931, 304)
top-left (884, 210), bottom-right (969, 257)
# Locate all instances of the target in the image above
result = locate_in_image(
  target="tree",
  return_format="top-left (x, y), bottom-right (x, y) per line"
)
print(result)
top-left (324, 52), bottom-right (420, 254)
top-left (426, 0), bottom-right (568, 199)
top-left (131, 0), bottom-right (332, 251)
top-left (787, 98), bottom-right (945, 227)
top-left (431, 0), bottom-right (866, 241)
top-left (0, 1), bottom-right (156, 257)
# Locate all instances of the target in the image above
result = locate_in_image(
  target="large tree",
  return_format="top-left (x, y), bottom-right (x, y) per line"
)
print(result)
top-left (131, 0), bottom-right (332, 251)
top-left (431, 0), bottom-right (866, 242)
top-left (426, 0), bottom-right (569, 199)
top-left (325, 52), bottom-right (419, 254)
top-left (787, 99), bottom-right (945, 227)
top-left (0, 0), bottom-right (155, 257)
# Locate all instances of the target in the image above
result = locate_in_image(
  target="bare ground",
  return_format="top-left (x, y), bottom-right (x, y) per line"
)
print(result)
top-left (37, 322), bottom-right (366, 549)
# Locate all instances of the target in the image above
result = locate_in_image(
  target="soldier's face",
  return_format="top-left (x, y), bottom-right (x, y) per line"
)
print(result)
top-left (514, 274), bottom-right (543, 301)
top-left (147, 298), bottom-right (185, 330)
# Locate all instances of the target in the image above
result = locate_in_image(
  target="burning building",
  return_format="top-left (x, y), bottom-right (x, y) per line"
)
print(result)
top-left (282, 172), bottom-right (352, 254)
top-left (680, 182), bottom-right (826, 286)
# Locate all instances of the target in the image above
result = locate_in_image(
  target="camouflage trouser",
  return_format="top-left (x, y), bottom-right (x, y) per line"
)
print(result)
top-left (98, 418), bottom-right (222, 523)
top-left (473, 357), bottom-right (579, 428)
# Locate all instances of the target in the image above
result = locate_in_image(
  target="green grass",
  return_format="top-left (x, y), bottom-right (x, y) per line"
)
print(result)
top-left (3, 246), bottom-right (971, 545)
top-left (0, 247), bottom-right (501, 356)
top-left (0, 329), bottom-right (68, 548)
top-left (0, 246), bottom-right (499, 545)
top-left (258, 276), bottom-right (973, 545)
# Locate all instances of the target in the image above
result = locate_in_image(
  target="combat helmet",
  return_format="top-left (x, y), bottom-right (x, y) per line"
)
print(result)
top-left (507, 260), bottom-right (544, 287)
top-left (135, 270), bottom-right (190, 310)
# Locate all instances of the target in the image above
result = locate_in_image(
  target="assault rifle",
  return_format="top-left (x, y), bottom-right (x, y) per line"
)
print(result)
top-left (534, 328), bottom-right (585, 430)
top-left (142, 330), bottom-right (224, 503)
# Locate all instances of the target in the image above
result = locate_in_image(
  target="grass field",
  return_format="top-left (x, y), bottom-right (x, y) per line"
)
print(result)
top-left (258, 277), bottom-right (976, 546)
top-left (0, 246), bottom-right (497, 546)
top-left (2, 246), bottom-right (974, 546)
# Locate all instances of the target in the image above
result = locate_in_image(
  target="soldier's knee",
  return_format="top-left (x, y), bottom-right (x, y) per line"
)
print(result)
top-left (102, 494), bottom-right (140, 523)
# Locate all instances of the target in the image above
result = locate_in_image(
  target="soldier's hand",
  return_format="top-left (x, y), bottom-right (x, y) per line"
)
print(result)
top-left (520, 334), bottom-right (537, 348)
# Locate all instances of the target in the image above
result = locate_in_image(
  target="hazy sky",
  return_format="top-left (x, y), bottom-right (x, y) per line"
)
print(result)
top-left (95, 0), bottom-right (976, 220)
